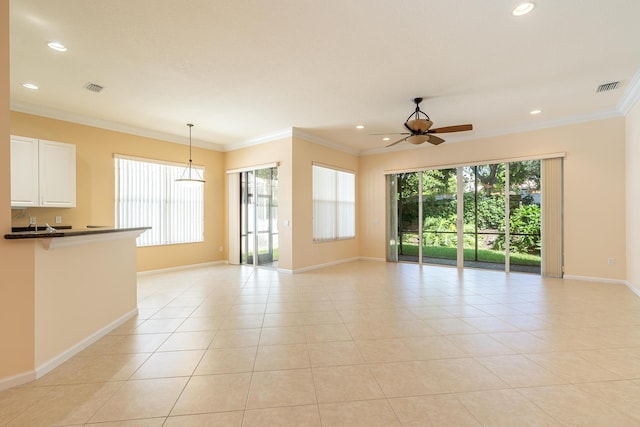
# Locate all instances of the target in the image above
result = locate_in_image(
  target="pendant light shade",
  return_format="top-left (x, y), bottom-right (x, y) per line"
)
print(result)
top-left (176, 123), bottom-right (205, 184)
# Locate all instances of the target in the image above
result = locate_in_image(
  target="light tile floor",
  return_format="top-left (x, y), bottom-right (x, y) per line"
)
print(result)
top-left (2, 261), bottom-right (640, 426)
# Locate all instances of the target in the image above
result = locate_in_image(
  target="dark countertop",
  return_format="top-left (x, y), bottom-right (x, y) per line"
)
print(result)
top-left (4, 226), bottom-right (151, 240)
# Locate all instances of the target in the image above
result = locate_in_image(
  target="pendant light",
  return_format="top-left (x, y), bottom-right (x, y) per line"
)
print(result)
top-left (176, 123), bottom-right (205, 184)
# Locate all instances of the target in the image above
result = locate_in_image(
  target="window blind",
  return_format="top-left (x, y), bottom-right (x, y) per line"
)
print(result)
top-left (115, 156), bottom-right (204, 247)
top-left (312, 164), bottom-right (355, 241)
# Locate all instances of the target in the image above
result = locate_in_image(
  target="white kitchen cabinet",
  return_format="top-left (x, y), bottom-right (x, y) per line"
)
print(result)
top-left (10, 136), bottom-right (76, 208)
top-left (10, 136), bottom-right (39, 207)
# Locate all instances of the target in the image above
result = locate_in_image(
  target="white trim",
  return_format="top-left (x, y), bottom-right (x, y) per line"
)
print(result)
top-left (279, 256), bottom-right (384, 274)
top-left (137, 260), bottom-right (228, 276)
top-left (292, 128), bottom-right (360, 156)
top-left (361, 110), bottom-right (622, 156)
top-left (224, 128), bottom-right (293, 152)
top-left (563, 274), bottom-right (627, 285)
top-left (0, 371), bottom-right (36, 392)
top-left (11, 101), bottom-right (225, 152)
top-left (41, 229), bottom-right (148, 250)
top-left (383, 152), bottom-right (565, 175)
top-left (35, 308), bottom-right (138, 380)
top-left (290, 257), bottom-right (362, 273)
top-left (226, 162), bottom-right (279, 174)
top-left (625, 280), bottom-right (640, 298)
top-left (312, 161), bottom-right (357, 175)
top-left (358, 256), bottom-right (386, 262)
top-left (114, 153), bottom-right (204, 169)
top-left (15, 87), bottom-right (637, 159)
top-left (618, 69), bottom-right (640, 115)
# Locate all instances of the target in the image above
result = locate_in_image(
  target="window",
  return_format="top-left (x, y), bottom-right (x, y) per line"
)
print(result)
top-left (115, 155), bottom-right (204, 247)
top-left (312, 164), bottom-right (355, 241)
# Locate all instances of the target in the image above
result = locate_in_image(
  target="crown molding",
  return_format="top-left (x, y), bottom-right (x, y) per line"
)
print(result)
top-left (10, 101), bottom-right (226, 152)
top-left (222, 128), bottom-right (293, 152)
top-left (359, 108), bottom-right (624, 156)
top-left (223, 127), bottom-right (360, 156)
top-left (13, 71), bottom-right (639, 158)
top-left (618, 68), bottom-right (640, 115)
top-left (291, 128), bottom-right (360, 156)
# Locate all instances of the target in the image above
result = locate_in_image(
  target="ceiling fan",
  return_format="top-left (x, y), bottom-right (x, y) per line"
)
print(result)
top-left (382, 97), bottom-right (473, 147)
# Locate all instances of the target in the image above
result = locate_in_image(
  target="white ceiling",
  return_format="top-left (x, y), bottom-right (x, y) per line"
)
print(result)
top-left (9, 0), bottom-right (640, 154)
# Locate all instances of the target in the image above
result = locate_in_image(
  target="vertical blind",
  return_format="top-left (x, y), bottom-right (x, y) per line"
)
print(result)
top-left (541, 157), bottom-right (564, 277)
top-left (115, 155), bottom-right (204, 247)
top-left (312, 164), bottom-right (355, 241)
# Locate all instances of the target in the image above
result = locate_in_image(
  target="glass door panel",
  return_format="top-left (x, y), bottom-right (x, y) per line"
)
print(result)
top-left (240, 171), bottom-right (255, 265)
top-left (396, 172), bottom-right (420, 262)
top-left (463, 164), bottom-right (506, 270)
top-left (422, 168), bottom-right (458, 266)
top-left (240, 167), bottom-right (278, 267)
top-left (508, 160), bottom-right (541, 273)
top-left (256, 168), bottom-right (278, 266)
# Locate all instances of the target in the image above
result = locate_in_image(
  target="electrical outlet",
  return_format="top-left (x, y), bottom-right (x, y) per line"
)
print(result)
top-left (608, 258), bottom-right (615, 265)
top-left (29, 216), bottom-right (36, 225)
top-left (55, 216), bottom-right (62, 224)
top-left (219, 246), bottom-right (223, 252)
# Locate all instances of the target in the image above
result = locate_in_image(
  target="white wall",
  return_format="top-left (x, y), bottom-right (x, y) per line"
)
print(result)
top-left (626, 100), bottom-right (640, 294)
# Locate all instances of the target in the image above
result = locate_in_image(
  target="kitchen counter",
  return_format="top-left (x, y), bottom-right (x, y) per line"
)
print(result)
top-left (4, 226), bottom-right (150, 249)
top-left (5, 226), bottom-right (150, 239)
top-left (4, 226), bottom-right (149, 377)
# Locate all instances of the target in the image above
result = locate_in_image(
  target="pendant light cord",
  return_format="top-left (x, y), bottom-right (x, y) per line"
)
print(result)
top-left (188, 123), bottom-right (194, 163)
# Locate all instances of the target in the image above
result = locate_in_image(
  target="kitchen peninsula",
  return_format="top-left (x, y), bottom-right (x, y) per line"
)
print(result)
top-left (3, 226), bottom-right (149, 380)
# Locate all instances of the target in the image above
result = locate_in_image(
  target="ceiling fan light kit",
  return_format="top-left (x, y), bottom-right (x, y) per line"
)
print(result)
top-left (407, 135), bottom-right (430, 145)
top-left (384, 97), bottom-right (473, 148)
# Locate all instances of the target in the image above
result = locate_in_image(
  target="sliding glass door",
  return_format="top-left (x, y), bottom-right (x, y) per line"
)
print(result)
top-left (240, 167), bottom-right (278, 267)
top-left (387, 160), bottom-right (545, 274)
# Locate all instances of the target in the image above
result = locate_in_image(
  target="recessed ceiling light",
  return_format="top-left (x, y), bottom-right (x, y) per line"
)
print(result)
top-left (47, 41), bottom-right (67, 52)
top-left (530, 109), bottom-right (542, 115)
top-left (383, 137), bottom-right (390, 141)
top-left (356, 125), bottom-right (364, 129)
top-left (22, 83), bottom-right (39, 90)
top-left (512, 1), bottom-right (536, 16)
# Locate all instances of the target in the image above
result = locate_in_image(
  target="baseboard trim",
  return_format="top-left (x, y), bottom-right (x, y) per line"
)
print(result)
top-left (625, 280), bottom-right (640, 297)
top-left (0, 370), bottom-right (36, 392)
top-left (358, 257), bottom-right (386, 262)
top-left (137, 260), bottom-right (228, 276)
top-left (563, 274), bottom-right (627, 285)
top-left (291, 257), bottom-right (361, 273)
top-left (34, 308), bottom-right (139, 379)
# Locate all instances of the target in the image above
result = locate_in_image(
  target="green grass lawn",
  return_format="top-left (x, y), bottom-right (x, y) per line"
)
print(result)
top-left (399, 244), bottom-right (541, 266)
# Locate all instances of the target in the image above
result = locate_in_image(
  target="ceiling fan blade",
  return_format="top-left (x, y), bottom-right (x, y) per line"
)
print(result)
top-left (428, 135), bottom-right (446, 145)
top-left (386, 137), bottom-right (407, 148)
top-left (430, 124), bottom-right (473, 133)
top-left (369, 132), bottom-right (410, 136)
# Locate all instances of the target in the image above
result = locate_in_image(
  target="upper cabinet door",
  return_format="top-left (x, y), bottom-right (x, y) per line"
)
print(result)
top-left (10, 136), bottom-right (39, 207)
top-left (38, 139), bottom-right (76, 207)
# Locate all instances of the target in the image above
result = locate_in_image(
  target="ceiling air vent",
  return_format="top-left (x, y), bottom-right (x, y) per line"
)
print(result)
top-left (85, 83), bottom-right (104, 93)
top-left (596, 81), bottom-right (619, 93)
